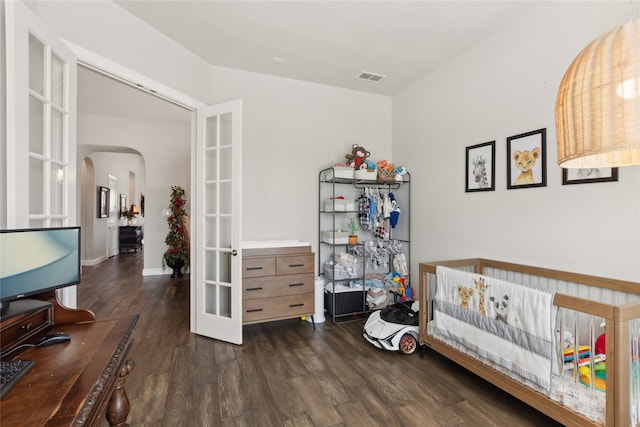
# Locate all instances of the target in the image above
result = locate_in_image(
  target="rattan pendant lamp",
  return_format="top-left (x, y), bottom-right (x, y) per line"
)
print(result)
top-left (556, 17), bottom-right (640, 168)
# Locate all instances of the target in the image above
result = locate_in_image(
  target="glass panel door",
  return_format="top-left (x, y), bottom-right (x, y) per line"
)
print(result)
top-left (5, 1), bottom-right (77, 229)
top-left (193, 100), bottom-right (243, 344)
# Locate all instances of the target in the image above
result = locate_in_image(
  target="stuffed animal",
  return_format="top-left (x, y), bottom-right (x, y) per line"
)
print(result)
top-left (394, 166), bottom-right (408, 181)
top-left (345, 144), bottom-right (370, 169)
top-left (555, 328), bottom-right (575, 349)
top-left (360, 159), bottom-right (377, 170)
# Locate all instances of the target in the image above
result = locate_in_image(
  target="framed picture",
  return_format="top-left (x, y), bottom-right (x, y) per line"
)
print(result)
top-left (98, 186), bottom-right (109, 218)
top-left (465, 141), bottom-right (495, 192)
top-left (507, 128), bottom-right (546, 189)
top-left (562, 167), bottom-right (619, 185)
top-left (119, 194), bottom-right (127, 217)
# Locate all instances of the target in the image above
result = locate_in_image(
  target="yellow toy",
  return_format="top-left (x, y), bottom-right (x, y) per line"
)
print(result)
top-left (578, 362), bottom-right (606, 392)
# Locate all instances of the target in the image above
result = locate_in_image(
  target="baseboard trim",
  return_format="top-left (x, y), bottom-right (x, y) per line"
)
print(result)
top-left (82, 256), bottom-right (108, 266)
top-left (143, 267), bottom-right (170, 277)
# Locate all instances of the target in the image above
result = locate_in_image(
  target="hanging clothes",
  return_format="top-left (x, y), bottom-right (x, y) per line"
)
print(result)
top-left (389, 192), bottom-right (401, 228)
top-left (358, 189), bottom-right (371, 230)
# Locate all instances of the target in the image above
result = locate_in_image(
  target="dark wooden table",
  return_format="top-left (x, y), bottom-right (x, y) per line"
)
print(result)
top-left (1, 314), bottom-right (139, 427)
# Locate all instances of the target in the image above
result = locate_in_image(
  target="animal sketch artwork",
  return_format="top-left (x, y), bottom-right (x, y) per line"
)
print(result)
top-left (457, 286), bottom-right (474, 310)
top-left (512, 147), bottom-right (541, 186)
top-left (474, 278), bottom-right (488, 316)
top-left (576, 168), bottom-right (601, 179)
top-left (490, 294), bottom-right (510, 323)
top-left (472, 155), bottom-right (489, 189)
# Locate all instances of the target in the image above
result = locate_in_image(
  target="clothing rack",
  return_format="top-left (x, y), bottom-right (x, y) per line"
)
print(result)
top-left (353, 181), bottom-right (402, 190)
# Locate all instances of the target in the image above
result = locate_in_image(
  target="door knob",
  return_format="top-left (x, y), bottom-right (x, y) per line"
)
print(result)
top-left (231, 249), bottom-right (238, 256)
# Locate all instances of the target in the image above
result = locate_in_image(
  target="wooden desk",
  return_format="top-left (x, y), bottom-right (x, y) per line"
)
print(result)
top-left (0, 314), bottom-right (139, 427)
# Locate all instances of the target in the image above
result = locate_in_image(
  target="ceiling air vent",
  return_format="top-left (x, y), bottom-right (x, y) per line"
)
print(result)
top-left (356, 71), bottom-right (386, 82)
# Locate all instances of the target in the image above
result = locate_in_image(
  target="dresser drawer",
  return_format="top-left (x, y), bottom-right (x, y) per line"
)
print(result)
top-left (242, 257), bottom-right (276, 278)
top-left (243, 293), bottom-right (314, 324)
top-left (242, 274), bottom-right (314, 300)
top-left (276, 255), bottom-right (314, 275)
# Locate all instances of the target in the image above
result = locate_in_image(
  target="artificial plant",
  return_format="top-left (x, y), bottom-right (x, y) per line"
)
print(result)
top-left (162, 185), bottom-right (189, 269)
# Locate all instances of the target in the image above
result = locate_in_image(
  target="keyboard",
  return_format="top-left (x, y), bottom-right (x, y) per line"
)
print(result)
top-left (0, 360), bottom-right (35, 399)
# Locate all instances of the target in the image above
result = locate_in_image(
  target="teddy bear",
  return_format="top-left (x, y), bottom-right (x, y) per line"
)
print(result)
top-left (345, 144), bottom-right (370, 169)
top-left (457, 285), bottom-right (474, 309)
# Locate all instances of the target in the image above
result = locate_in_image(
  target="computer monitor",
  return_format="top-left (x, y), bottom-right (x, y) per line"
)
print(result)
top-left (0, 227), bottom-right (81, 314)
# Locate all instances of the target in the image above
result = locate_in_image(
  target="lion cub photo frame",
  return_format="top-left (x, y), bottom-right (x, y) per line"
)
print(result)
top-left (507, 128), bottom-right (546, 190)
top-left (465, 141), bottom-right (495, 192)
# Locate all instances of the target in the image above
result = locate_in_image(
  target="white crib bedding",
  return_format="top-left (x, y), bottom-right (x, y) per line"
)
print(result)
top-left (434, 266), bottom-right (557, 392)
top-left (426, 323), bottom-right (605, 423)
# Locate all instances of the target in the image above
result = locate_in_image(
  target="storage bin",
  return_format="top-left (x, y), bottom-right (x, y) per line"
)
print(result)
top-left (323, 262), bottom-right (352, 280)
top-left (333, 167), bottom-right (354, 179)
top-left (324, 198), bottom-right (355, 212)
top-left (354, 169), bottom-right (376, 180)
top-left (321, 230), bottom-right (349, 244)
top-left (324, 290), bottom-right (365, 315)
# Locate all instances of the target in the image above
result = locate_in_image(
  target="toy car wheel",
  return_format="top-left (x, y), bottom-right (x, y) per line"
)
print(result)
top-left (399, 333), bottom-right (417, 355)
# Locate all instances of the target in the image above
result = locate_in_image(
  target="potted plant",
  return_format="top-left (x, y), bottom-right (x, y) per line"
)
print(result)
top-left (162, 185), bottom-right (189, 278)
top-left (348, 218), bottom-right (359, 245)
top-left (122, 208), bottom-right (135, 225)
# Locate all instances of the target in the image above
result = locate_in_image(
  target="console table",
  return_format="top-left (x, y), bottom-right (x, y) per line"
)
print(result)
top-left (119, 226), bottom-right (142, 252)
top-left (0, 293), bottom-right (139, 427)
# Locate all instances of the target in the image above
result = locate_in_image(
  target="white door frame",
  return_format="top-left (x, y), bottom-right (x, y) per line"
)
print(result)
top-left (107, 174), bottom-right (118, 257)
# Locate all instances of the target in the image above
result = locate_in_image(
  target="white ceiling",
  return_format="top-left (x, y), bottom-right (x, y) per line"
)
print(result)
top-left (79, 1), bottom-right (537, 122)
top-left (114, 1), bottom-right (536, 96)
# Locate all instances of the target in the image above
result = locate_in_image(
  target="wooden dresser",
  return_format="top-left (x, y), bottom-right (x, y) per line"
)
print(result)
top-left (242, 245), bottom-right (315, 324)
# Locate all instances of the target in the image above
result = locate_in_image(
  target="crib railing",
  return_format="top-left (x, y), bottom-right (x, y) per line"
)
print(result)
top-left (419, 258), bottom-right (640, 427)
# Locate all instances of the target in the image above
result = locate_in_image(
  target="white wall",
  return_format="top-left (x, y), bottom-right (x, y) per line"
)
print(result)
top-left (77, 115), bottom-right (190, 274)
top-left (208, 66), bottom-right (392, 247)
top-left (393, 1), bottom-right (640, 282)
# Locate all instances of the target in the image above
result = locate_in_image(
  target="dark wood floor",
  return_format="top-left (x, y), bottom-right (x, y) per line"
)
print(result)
top-left (79, 250), bottom-right (562, 427)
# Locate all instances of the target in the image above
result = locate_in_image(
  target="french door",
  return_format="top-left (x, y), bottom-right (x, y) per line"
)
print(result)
top-left (5, 0), bottom-right (77, 229)
top-left (192, 100), bottom-right (243, 345)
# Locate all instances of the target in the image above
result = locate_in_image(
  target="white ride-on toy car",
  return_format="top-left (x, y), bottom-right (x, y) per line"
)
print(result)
top-left (363, 300), bottom-right (420, 355)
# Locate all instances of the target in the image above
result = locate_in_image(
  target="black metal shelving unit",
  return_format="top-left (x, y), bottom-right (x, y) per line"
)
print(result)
top-left (318, 167), bottom-right (411, 323)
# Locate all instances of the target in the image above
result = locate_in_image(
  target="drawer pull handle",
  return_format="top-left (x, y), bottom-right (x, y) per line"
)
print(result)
top-left (289, 263), bottom-right (304, 268)
top-left (289, 303), bottom-right (304, 308)
top-left (288, 283), bottom-right (304, 287)
top-left (246, 287), bottom-right (264, 291)
top-left (246, 267), bottom-right (263, 271)
top-left (246, 308), bottom-right (263, 313)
